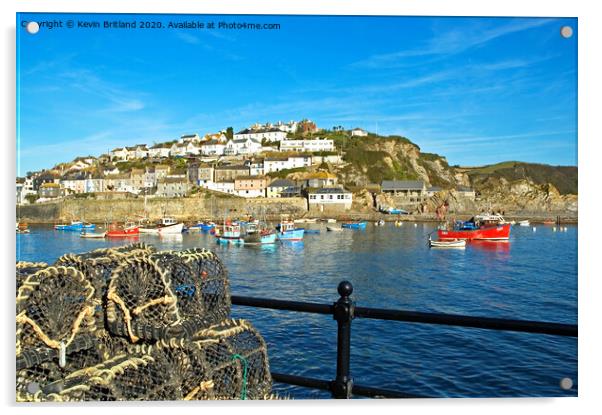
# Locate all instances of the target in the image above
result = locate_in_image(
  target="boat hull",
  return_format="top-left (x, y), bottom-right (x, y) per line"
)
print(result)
top-left (429, 239), bottom-right (466, 248)
top-left (80, 232), bottom-right (106, 239)
top-left (437, 224), bottom-right (511, 240)
top-left (243, 232), bottom-right (277, 245)
top-left (106, 227), bottom-right (139, 237)
top-left (216, 236), bottom-right (244, 245)
top-left (341, 222), bottom-right (367, 230)
top-left (278, 228), bottom-right (305, 241)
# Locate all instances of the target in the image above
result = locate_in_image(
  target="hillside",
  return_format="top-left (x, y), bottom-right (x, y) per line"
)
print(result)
top-left (463, 162), bottom-right (577, 195)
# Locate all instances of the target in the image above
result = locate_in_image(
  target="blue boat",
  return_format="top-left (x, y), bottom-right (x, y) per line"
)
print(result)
top-left (54, 221), bottom-right (96, 231)
top-left (341, 221), bottom-right (367, 230)
top-left (215, 222), bottom-right (244, 245)
top-left (277, 221), bottom-right (305, 241)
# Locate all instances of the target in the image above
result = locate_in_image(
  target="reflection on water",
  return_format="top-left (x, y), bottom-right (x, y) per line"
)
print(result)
top-left (16, 222), bottom-right (577, 398)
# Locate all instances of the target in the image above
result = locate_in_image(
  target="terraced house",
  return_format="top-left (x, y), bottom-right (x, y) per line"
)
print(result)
top-left (234, 176), bottom-right (269, 198)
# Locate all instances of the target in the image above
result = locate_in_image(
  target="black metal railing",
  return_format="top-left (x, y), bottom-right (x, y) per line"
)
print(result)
top-left (231, 281), bottom-right (577, 399)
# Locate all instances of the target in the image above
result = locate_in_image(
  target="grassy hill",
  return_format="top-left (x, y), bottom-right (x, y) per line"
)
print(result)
top-left (465, 162), bottom-right (578, 195)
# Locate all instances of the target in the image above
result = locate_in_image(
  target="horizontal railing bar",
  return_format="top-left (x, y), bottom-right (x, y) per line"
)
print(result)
top-left (232, 295), bottom-right (577, 337)
top-left (231, 295), bottom-right (333, 315)
top-left (271, 372), bottom-right (427, 399)
top-left (271, 372), bottom-right (331, 392)
top-left (354, 306), bottom-right (577, 337)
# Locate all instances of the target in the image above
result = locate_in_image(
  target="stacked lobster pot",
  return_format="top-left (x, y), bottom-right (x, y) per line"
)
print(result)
top-left (15, 244), bottom-right (273, 402)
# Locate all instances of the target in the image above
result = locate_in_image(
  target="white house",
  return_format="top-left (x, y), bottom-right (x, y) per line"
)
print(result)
top-left (200, 139), bottom-right (226, 156)
top-left (234, 128), bottom-right (287, 143)
top-left (351, 128), bottom-right (368, 137)
top-left (126, 144), bottom-right (149, 159)
top-left (170, 142), bottom-right (200, 157)
top-left (103, 166), bottom-right (120, 176)
top-left (148, 143), bottom-right (173, 158)
top-left (110, 147), bottom-right (129, 161)
top-left (308, 187), bottom-right (353, 210)
top-left (204, 181), bottom-right (236, 195)
top-left (179, 133), bottom-right (201, 143)
top-left (203, 132), bottom-right (228, 143)
top-left (246, 159), bottom-right (264, 176)
top-left (264, 155), bottom-right (312, 173)
top-left (85, 178), bottom-right (105, 193)
top-left (224, 138), bottom-right (262, 155)
top-left (61, 179), bottom-right (86, 194)
top-left (280, 139), bottom-right (335, 153)
top-left (273, 120), bottom-right (298, 133)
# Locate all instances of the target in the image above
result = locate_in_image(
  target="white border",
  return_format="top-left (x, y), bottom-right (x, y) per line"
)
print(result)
top-left (3, 1), bottom-right (600, 415)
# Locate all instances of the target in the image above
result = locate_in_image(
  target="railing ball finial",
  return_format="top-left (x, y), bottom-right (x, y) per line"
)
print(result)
top-left (338, 281), bottom-right (353, 298)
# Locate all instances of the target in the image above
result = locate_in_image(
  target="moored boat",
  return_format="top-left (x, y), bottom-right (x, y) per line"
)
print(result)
top-left (106, 222), bottom-right (139, 237)
top-left (243, 228), bottom-right (277, 245)
top-left (375, 219), bottom-right (385, 226)
top-left (54, 221), bottom-right (96, 231)
top-left (139, 217), bottom-right (184, 235)
top-left (341, 221), bottom-right (367, 230)
top-left (277, 220), bottom-right (304, 241)
top-left (215, 222), bottom-right (245, 245)
top-left (327, 226), bottom-right (343, 232)
top-left (16, 222), bottom-right (30, 234)
top-left (438, 214), bottom-right (511, 241)
top-left (80, 231), bottom-right (107, 239)
top-left (518, 220), bottom-right (530, 227)
top-left (429, 238), bottom-right (466, 248)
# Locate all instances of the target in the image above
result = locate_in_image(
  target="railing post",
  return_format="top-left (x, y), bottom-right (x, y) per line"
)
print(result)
top-left (331, 281), bottom-right (354, 399)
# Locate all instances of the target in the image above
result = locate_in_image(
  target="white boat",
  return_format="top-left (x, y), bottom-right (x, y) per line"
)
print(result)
top-left (429, 238), bottom-right (466, 248)
top-left (325, 218), bottom-right (337, 223)
top-left (80, 231), bottom-right (106, 239)
top-left (518, 220), bottom-right (530, 227)
top-left (327, 226), bottom-right (344, 232)
top-left (375, 219), bottom-right (385, 226)
top-left (139, 217), bottom-right (184, 234)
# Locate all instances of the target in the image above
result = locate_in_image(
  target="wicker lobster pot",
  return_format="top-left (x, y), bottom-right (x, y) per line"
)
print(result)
top-left (39, 319), bottom-right (272, 401)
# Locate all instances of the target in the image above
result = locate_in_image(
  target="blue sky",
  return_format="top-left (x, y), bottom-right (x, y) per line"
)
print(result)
top-left (16, 13), bottom-right (577, 175)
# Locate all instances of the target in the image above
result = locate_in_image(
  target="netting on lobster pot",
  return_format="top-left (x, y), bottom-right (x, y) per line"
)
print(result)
top-left (106, 253), bottom-right (213, 342)
top-left (16, 266), bottom-right (99, 354)
top-left (16, 331), bottom-right (131, 402)
top-left (173, 248), bottom-right (231, 324)
top-left (41, 347), bottom-right (190, 402)
top-left (188, 319), bottom-right (272, 400)
top-left (16, 262), bottom-right (47, 297)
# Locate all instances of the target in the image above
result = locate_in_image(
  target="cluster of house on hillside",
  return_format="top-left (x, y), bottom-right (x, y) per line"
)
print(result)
top-left (381, 180), bottom-right (476, 202)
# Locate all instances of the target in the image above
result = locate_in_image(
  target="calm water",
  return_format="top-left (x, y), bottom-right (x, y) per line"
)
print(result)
top-left (16, 222), bottom-right (578, 398)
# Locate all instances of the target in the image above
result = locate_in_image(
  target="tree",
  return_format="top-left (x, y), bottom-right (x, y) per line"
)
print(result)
top-left (25, 194), bottom-right (39, 204)
top-left (225, 127), bottom-right (234, 140)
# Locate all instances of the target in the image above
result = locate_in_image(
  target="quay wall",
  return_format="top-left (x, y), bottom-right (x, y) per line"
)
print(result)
top-left (16, 196), bottom-right (309, 223)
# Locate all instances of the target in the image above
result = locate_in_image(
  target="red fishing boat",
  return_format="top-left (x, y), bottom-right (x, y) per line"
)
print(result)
top-left (105, 222), bottom-right (140, 237)
top-left (437, 214), bottom-right (511, 241)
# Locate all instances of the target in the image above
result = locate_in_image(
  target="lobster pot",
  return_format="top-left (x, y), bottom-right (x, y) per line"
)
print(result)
top-left (189, 319), bottom-right (272, 400)
top-left (16, 329), bottom-right (131, 402)
top-left (16, 266), bottom-right (99, 355)
top-left (175, 248), bottom-right (231, 324)
top-left (16, 262), bottom-right (47, 297)
top-left (106, 254), bottom-right (212, 342)
top-left (42, 320), bottom-right (272, 402)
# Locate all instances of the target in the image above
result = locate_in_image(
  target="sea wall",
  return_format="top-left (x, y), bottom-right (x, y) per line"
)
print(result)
top-left (17, 196), bottom-right (309, 223)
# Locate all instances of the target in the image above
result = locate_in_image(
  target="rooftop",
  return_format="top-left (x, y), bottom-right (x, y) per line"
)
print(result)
top-left (310, 187), bottom-right (351, 194)
top-left (381, 180), bottom-right (425, 191)
top-left (268, 179), bottom-right (296, 188)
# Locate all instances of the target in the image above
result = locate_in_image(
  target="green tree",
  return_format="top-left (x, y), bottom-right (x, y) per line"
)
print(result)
top-left (25, 194), bottom-right (39, 204)
top-left (225, 127), bottom-right (234, 140)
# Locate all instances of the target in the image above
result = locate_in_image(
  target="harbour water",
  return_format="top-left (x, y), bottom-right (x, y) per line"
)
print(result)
top-left (16, 222), bottom-right (578, 398)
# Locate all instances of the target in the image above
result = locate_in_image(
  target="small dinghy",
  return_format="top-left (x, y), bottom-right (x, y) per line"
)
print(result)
top-left (518, 220), bottom-right (530, 227)
top-left (327, 226), bottom-right (343, 232)
top-left (429, 238), bottom-right (466, 248)
top-left (80, 231), bottom-right (106, 239)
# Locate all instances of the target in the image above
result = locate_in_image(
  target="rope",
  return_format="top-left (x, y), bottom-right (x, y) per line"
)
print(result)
top-left (183, 380), bottom-right (214, 400)
top-left (16, 304), bottom-right (96, 350)
top-left (231, 354), bottom-right (248, 400)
